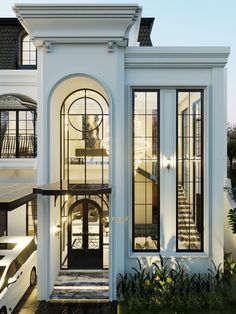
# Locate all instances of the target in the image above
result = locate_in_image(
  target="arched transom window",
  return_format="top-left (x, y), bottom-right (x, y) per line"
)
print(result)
top-left (61, 89), bottom-right (109, 185)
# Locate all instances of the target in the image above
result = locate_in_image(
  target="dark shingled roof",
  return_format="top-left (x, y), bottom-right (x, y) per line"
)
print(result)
top-left (0, 18), bottom-right (24, 70)
top-left (138, 17), bottom-right (155, 47)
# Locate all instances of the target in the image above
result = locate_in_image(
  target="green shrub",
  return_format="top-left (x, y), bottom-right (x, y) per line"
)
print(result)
top-left (206, 291), bottom-right (226, 310)
top-left (117, 255), bottom-right (234, 313)
top-left (228, 208), bottom-right (236, 234)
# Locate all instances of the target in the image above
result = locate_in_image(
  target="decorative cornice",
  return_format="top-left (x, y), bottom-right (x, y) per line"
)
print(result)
top-left (13, 4), bottom-right (141, 18)
top-left (13, 4), bottom-right (141, 50)
top-left (125, 47), bottom-right (230, 68)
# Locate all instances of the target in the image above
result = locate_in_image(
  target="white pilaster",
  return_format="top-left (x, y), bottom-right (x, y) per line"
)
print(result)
top-left (160, 90), bottom-right (176, 253)
top-left (110, 46), bottom-right (126, 300)
top-left (210, 67), bottom-right (226, 268)
top-left (36, 45), bottom-right (50, 300)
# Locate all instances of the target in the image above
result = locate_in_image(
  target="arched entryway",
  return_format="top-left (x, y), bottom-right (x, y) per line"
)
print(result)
top-left (59, 84), bottom-right (110, 270)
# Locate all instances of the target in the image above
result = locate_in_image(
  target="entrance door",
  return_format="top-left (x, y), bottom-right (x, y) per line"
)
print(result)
top-left (68, 199), bottom-right (103, 269)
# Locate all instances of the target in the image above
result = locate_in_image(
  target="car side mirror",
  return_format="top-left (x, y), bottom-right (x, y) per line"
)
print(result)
top-left (7, 276), bottom-right (17, 286)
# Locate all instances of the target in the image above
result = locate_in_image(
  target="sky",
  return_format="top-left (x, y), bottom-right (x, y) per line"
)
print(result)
top-left (1, 0), bottom-right (236, 123)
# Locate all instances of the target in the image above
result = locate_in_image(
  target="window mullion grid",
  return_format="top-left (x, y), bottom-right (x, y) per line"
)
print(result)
top-left (16, 110), bottom-right (19, 158)
top-left (144, 92), bottom-right (147, 240)
top-left (188, 92), bottom-right (191, 250)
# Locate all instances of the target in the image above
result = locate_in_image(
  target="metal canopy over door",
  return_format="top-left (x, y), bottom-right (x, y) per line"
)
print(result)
top-left (68, 199), bottom-right (103, 269)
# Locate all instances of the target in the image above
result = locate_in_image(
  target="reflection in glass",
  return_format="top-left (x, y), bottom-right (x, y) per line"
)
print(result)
top-left (88, 207), bottom-right (100, 250)
top-left (0, 110), bottom-right (36, 158)
top-left (71, 204), bottom-right (83, 250)
top-left (133, 90), bottom-right (159, 251)
top-left (177, 91), bottom-right (203, 251)
top-left (22, 34), bottom-right (36, 65)
top-left (61, 89), bottom-right (109, 185)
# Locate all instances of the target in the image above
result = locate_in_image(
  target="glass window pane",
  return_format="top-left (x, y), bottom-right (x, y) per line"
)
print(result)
top-left (71, 204), bottom-right (83, 250)
top-left (146, 92), bottom-right (158, 114)
top-left (62, 89), bottom-right (109, 184)
top-left (134, 92), bottom-right (145, 114)
top-left (133, 90), bottom-right (159, 251)
top-left (22, 34), bottom-right (36, 66)
top-left (177, 91), bottom-right (203, 252)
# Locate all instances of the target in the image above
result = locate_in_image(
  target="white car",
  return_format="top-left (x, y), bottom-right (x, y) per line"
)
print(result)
top-left (0, 236), bottom-right (37, 314)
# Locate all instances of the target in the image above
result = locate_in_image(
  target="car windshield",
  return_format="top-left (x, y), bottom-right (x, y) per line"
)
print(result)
top-left (0, 266), bottom-right (6, 280)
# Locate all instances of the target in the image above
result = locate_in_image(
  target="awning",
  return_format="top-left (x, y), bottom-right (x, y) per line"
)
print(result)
top-left (0, 94), bottom-right (37, 110)
top-left (0, 183), bottom-right (36, 211)
top-left (33, 180), bottom-right (111, 196)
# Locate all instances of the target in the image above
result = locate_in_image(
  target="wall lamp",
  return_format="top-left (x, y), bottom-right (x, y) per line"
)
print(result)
top-left (166, 157), bottom-right (171, 171)
top-left (55, 224), bottom-right (61, 237)
top-left (163, 156), bottom-right (172, 171)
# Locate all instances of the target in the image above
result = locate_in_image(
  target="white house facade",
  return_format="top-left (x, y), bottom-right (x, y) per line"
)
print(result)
top-left (0, 3), bottom-right (230, 303)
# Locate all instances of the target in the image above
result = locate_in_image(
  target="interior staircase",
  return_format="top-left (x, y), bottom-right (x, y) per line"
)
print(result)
top-left (177, 185), bottom-right (201, 250)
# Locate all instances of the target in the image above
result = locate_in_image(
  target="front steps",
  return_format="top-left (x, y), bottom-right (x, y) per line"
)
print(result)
top-left (50, 270), bottom-right (109, 302)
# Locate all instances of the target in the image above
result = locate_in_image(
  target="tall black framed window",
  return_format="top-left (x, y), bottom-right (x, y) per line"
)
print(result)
top-left (177, 90), bottom-right (203, 252)
top-left (0, 109), bottom-right (37, 158)
top-left (132, 90), bottom-right (160, 252)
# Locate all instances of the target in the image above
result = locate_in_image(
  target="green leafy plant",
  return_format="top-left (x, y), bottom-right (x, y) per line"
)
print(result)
top-left (117, 255), bottom-right (235, 313)
top-left (224, 252), bottom-right (236, 280)
top-left (228, 208), bottom-right (236, 234)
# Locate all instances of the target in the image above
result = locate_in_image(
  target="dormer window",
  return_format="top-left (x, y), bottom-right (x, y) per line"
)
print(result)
top-left (18, 32), bottom-right (37, 69)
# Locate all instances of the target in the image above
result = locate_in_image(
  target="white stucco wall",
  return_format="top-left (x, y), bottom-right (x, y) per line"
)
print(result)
top-left (7, 204), bottom-right (26, 236)
top-left (49, 198), bottom-right (60, 294)
top-left (36, 41), bottom-right (127, 299)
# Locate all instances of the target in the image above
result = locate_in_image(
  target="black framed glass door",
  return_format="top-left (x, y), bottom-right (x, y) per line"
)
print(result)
top-left (68, 199), bottom-right (103, 269)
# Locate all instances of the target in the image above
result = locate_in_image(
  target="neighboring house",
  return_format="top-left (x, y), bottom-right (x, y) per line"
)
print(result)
top-left (0, 3), bottom-right (230, 303)
top-left (0, 18), bottom-right (37, 239)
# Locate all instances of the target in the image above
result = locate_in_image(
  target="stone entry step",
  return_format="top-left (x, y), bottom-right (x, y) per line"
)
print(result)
top-left (50, 270), bottom-right (109, 301)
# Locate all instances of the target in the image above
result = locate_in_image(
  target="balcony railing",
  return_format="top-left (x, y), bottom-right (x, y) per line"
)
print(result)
top-left (0, 135), bottom-right (37, 158)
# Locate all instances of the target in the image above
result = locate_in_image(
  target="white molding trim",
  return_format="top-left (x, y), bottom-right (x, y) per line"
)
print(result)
top-left (0, 70), bottom-right (37, 86)
top-left (125, 47), bottom-right (230, 68)
top-left (0, 158), bottom-right (37, 169)
top-left (13, 4), bottom-right (141, 47)
top-left (13, 4), bottom-right (141, 18)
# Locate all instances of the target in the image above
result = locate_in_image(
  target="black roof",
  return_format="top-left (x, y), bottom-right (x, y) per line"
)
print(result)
top-left (138, 18), bottom-right (155, 46)
top-left (0, 184), bottom-right (36, 211)
top-left (0, 18), bottom-right (21, 26)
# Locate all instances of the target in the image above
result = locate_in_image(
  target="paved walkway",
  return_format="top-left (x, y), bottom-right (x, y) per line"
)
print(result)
top-left (12, 286), bottom-right (116, 314)
top-left (12, 286), bottom-right (39, 314)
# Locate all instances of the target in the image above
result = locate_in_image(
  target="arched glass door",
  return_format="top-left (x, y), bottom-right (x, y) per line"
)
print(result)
top-left (68, 199), bottom-right (103, 269)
